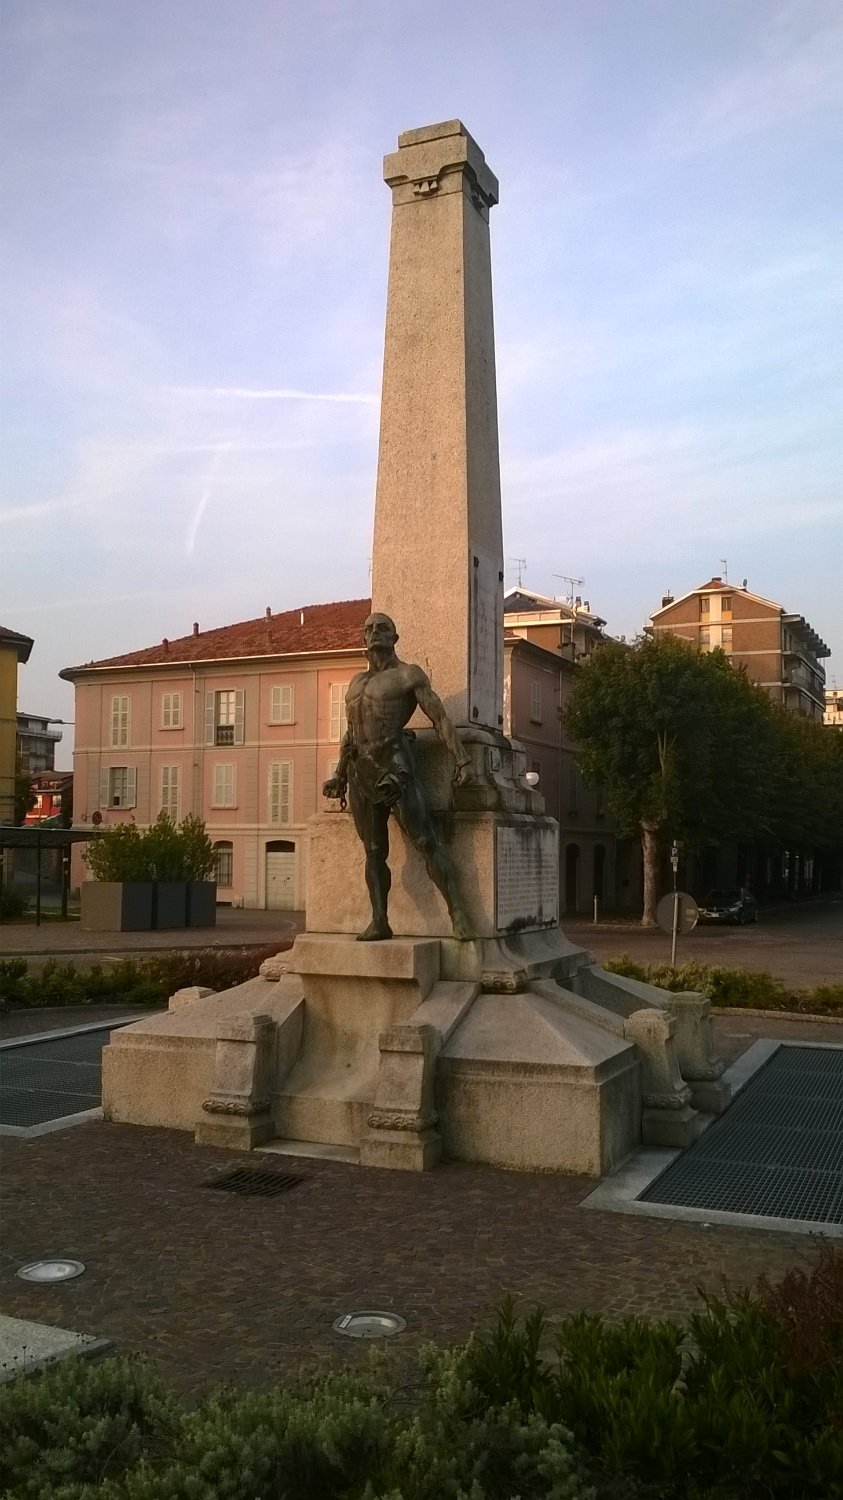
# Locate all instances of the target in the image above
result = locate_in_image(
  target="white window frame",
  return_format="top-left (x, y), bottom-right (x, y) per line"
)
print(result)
top-left (268, 760), bottom-right (293, 826)
top-left (270, 684), bottom-right (294, 724)
top-left (160, 764), bottom-right (180, 820)
top-left (329, 683), bottom-right (347, 743)
top-left (212, 763), bottom-right (236, 808)
top-left (206, 689), bottom-right (245, 746)
top-left (110, 695), bottom-right (130, 747)
top-left (530, 681), bottom-right (542, 723)
top-left (101, 765), bottom-right (137, 809)
top-left (161, 692), bottom-right (183, 730)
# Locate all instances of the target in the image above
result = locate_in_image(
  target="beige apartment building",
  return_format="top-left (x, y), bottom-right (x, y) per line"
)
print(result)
top-left (648, 577), bottom-right (830, 720)
top-left (825, 688), bottom-right (843, 729)
top-left (64, 589), bottom-right (632, 914)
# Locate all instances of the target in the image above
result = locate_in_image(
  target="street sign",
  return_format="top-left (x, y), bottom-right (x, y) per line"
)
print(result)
top-left (656, 891), bottom-right (698, 935)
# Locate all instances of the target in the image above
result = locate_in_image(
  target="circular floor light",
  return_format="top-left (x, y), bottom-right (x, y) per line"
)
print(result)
top-left (332, 1310), bottom-right (406, 1339)
top-left (16, 1258), bottom-right (86, 1283)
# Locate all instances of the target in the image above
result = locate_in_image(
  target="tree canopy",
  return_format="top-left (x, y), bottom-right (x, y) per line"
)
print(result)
top-left (565, 634), bottom-right (838, 923)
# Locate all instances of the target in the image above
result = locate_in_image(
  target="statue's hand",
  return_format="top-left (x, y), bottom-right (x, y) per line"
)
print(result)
top-left (323, 776), bottom-right (346, 801)
top-left (453, 759), bottom-right (472, 789)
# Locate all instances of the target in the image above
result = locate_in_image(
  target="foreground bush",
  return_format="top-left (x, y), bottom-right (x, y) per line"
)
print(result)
top-left (464, 1241), bottom-right (843, 1498)
top-left (603, 957), bottom-right (843, 1015)
top-left (2, 1248), bottom-right (839, 1499)
top-left (0, 944), bottom-right (289, 1010)
top-left (0, 1352), bottom-right (590, 1500)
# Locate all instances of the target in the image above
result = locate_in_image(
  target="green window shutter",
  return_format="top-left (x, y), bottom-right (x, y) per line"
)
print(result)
top-left (234, 689), bottom-right (245, 745)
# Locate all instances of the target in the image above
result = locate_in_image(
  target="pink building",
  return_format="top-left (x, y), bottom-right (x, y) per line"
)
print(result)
top-left (64, 592), bottom-right (634, 913)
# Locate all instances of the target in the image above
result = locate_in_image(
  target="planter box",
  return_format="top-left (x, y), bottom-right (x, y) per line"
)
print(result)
top-left (153, 882), bottom-right (188, 929)
top-left (186, 881), bottom-right (217, 928)
top-left (81, 882), bottom-right (154, 932)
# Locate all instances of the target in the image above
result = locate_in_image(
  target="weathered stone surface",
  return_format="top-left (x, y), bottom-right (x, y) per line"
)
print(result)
top-left (372, 121), bottom-right (503, 732)
top-left (307, 811), bottom-right (560, 940)
top-left (168, 985), bottom-right (214, 1011)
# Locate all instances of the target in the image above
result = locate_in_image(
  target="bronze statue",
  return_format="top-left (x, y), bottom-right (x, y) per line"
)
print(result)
top-left (322, 613), bottom-right (472, 941)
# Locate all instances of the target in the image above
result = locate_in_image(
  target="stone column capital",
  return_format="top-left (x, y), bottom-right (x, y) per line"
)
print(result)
top-left (383, 119), bottom-right (499, 216)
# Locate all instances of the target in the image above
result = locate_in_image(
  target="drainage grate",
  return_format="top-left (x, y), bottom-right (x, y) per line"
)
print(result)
top-left (205, 1166), bottom-right (306, 1198)
top-left (0, 1029), bottom-right (112, 1128)
top-left (641, 1045), bottom-right (843, 1226)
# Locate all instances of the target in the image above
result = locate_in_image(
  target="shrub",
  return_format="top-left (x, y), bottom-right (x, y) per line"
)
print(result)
top-left (1, 888), bottom-right (29, 920)
top-left (84, 815), bottom-right (216, 885)
top-left (603, 957), bottom-right (843, 1016)
top-left (462, 1247), bottom-right (843, 1498)
top-left (0, 1354), bottom-right (177, 1499)
top-left (0, 944), bottom-right (289, 1010)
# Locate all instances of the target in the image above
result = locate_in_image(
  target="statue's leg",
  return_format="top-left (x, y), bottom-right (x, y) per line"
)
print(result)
top-left (348, 779), bottom-right (392, 941)
top-left (396, 779), bottom-right (472, 941)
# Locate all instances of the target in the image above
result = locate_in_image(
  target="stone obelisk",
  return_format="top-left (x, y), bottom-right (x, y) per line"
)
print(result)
top-left (371, 121), bottom-right (503, 732)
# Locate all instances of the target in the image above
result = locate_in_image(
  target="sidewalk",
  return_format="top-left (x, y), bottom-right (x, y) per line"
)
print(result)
top-left (0, 907), bottom-right (303, 960)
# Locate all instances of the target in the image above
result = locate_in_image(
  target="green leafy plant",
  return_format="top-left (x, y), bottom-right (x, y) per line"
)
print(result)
top-left (84, 815), bottom-right (216, 885)
top-left (0, 945), bottom-right (288, 1010)
top-left (603, 956), bottom-right (843, 1016)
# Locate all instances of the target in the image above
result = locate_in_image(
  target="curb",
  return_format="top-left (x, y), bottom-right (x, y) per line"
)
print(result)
top-left (712, 1006), bottom-right (843, 1024)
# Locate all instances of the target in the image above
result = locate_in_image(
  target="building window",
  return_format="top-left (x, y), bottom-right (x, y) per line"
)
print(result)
top-left (214, 841), bottom-right (233, 887)
top-left (699, 627), bottom-right (710, 649)
top-left (699, 597), bottom-right (710, 619)
top-left (161, 692), bottom-right (182, 729)
top-left (268, 760), bottom-right (292, 825)
top-left (721, 626), bottom-right (733, 652)
top-left (160, 764), bottom-right (180, 819)
top-left (110, 695), bottom-right (130, 747)
top-left (270, 684), bottom-right (294, 724)
top-left (206, 689), bottom-right (244, 746)
top-left (212, 763), bottom-right (236, 807)
top-left (721, 594), bottom-right (732, 619)
top-left (530, 681), bottom-right (542, 722)
top-left (100, 766), bottom-right (136, 808)
top-left (329, 683), bottom-right (347, 743)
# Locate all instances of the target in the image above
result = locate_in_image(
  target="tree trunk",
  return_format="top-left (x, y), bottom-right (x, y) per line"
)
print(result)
top-left (641, 820), bottom-right (660, 925)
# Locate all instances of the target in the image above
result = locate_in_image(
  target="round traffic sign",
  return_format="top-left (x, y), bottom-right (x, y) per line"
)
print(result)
top-left (656, 891), bottom-right (699, 935)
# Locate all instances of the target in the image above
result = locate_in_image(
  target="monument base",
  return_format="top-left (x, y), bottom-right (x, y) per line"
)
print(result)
top-left (101, 920), bottom-right (727, 1175)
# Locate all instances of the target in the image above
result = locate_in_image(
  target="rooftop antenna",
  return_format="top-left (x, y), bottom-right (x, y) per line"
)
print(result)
top-left (553, 573), bottom-right (585, 608)
top-left (720, 557), bottom-right (728, 581)
top-left (508, 557), bottom-right (527, 588)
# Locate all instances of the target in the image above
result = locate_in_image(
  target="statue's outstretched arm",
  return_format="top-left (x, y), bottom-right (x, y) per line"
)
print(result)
top-left (415, 676), bottom-right (472, 785)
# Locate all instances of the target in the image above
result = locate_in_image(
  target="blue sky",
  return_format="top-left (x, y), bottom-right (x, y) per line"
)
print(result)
top-left (2, 0), bottom-right (841, 765)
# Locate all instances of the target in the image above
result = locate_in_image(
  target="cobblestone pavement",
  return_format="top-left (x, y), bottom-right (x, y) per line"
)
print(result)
top-left (2, 1017), bottom-right (837, 1398)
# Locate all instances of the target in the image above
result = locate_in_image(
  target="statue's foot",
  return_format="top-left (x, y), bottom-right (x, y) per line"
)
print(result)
top-left (357, 920), bottom-right (393, 942)
top-left (450, 912), bottom-right (474, 942)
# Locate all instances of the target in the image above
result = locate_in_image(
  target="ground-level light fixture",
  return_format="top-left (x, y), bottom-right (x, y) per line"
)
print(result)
top-left (16, 1258), bottom-right (86, 1283)
top-left (332, 1311), bottom-right (406, 1339)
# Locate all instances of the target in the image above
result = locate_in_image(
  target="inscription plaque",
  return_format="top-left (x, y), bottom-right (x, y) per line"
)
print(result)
top-left (495, 823), bottom-right (559, 932)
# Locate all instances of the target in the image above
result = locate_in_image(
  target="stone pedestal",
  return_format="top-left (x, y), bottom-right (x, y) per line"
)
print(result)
top-left (196, 1014), bottom-right (277, 1150)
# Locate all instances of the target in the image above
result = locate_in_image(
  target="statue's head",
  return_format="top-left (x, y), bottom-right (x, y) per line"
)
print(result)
top-left (363, 612), bottom-right (398, 652)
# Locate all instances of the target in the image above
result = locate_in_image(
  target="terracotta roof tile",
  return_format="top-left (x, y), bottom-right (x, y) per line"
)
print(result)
top-left (62, 599), bottom-right (373, 676)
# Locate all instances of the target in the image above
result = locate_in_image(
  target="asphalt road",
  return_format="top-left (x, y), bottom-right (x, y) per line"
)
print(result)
top-left (567, 898), bottom-right (843, 989)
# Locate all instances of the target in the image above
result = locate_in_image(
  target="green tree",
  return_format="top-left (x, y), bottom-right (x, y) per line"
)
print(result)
top-left (565, 635), bottom-right (777, 924)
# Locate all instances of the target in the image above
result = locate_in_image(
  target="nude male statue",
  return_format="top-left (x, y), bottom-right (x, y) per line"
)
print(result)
top-left (322, 612), bottom-right (473, 941)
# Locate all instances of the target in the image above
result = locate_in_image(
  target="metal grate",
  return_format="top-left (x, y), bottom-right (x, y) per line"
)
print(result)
top-left (641, 1046), bottom-right (843, 1226)
top-left (0, 1029), bottom-right (112, 1128)
top-left (205, 1166), bottom-right (306, 1198)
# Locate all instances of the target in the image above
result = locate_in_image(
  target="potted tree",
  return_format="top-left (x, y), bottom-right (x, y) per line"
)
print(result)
top-left (81, 822), bottom-right (154, 931)
top-left (179, 814), bottom-right (217, 927)
top-left (81, 814), bottom-right (217, 931)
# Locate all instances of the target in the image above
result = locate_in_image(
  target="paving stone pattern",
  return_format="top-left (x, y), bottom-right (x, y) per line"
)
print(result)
top-left (0, 1117), bottom-right (818, 1398)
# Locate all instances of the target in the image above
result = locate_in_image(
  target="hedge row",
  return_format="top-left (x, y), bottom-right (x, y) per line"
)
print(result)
top-left (603, 957), bottom-right (843, 1015)
top-left (0, 945), bottom-right (290, 1011)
